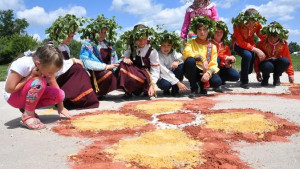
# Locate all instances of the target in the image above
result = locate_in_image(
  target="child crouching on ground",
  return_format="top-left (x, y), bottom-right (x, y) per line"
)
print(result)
top-left (255, 21), bottom-right (294, 86)
top-left (4, 45), bottom-right (71, 130)
top-left (153, 30), bottom-right (188, 97)
top-left (212, 21), bottom-right (240, 88)
top-left (183, 16), bottom-right (222, 98)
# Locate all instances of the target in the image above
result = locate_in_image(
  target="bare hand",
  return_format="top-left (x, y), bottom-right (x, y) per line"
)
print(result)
top-left (123, 58), bottom-right (133, 65)
top-left (256, 73), bottom-right (262, 82)
top-left (74, 58), bottom-right (83, 67)
top-left (289, 75), bottom-right (294, 84)
top-left (106, 63), bottom-right (119, 70)
top-left (177, 81), bottom-right (188, 91)
top-left (170, 61), bottom-right (179, 69)
top-left (148, 86), bottom-right (155, 97)
top-left (253, 47), bottom-right (266, 61)
top-left (201, 72), bottom-right (210, 82)
top-left (226, 55), bottom-right (236, 63)
top-left (58, 106), bottom-right (71, 118)
top-left (31, 67), bottom-right (41, 77)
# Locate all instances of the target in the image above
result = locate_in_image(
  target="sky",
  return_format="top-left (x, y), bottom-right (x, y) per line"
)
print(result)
top-left (1, 0), bottom-right (300, 44)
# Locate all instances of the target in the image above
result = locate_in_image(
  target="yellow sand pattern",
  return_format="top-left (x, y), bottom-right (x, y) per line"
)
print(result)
top-left (72, 113), bottom-right (148, 132)
top-left (205, 112), bottom-right (278, 133)
top-left (136, 101), bottom-right (184, 115)
top-left (105, 129), bottom-right (204, 169)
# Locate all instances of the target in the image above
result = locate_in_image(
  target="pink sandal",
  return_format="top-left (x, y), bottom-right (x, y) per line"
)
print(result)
top-left (19, 108), bottom-right (40, 119)
top-left (20, 115), bottom-right (45, 130)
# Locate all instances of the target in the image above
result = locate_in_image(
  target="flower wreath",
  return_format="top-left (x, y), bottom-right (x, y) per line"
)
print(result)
top-left (151, 30), bottom-right (183, 52)
top-left (215, 20), bottom-right (230, 45)
top-left (80, 14), bottom-right (121, 45)
top-left (190, 16), bottom-right (216, 38)
top-left (231, 11), bottom-right (266, 26)
top-left (46, 14), bottom-right (87, 43)
top-left (261, 22), bottom-right (289, 40)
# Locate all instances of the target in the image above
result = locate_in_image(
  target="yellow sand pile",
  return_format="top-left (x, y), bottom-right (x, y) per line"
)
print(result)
top-left (72, 113), bottom-right (148, 132)
top-left (105, 129), bottom-right (204, 169)
top-left (205, 112), bottom-right (278, 133)
top-left (136, 101), bottom-right (184, 115)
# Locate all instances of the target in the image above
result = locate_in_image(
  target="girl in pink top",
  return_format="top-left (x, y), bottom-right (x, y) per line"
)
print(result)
top-left (181, 0), bottom-right (219, 41)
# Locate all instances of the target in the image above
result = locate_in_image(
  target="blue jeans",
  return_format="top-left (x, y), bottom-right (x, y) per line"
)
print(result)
top-left (234, 44), bottom-right (254, 84)
top-left (157, 64), bottom-right (184, 93)
top-left (184, 57), bottom-right (222, 91)
top-left (217, 57), bottom-right (240, 83)
top-left (259, 57), bottom-right (290, 78)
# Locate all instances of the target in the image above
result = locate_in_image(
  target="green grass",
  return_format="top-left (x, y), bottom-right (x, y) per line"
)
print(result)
top-left (0, 54), bottom-right (299, 81)
top-left (232, 54), bottom-right (300, 72)
top-left (0, 65), bottom-right (8, 81)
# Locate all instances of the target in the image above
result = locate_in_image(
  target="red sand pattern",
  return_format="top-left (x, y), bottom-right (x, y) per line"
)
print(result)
top-left (52, 85), bottom-right (300, 169)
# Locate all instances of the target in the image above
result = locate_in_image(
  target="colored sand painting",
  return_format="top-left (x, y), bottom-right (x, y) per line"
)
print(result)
top-left (53, 86), bottom-right (300, 169)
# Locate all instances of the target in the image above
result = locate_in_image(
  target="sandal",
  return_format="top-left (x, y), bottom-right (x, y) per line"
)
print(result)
top-left (20, 115), bottom-right (45, 130)
top-left (19, 108), bottom-right (40, 119)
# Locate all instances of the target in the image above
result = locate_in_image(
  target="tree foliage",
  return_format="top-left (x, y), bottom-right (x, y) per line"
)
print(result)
top-left (289, 42), bottom-right (300, 53)
top-left (0, 9), bottom-right (29, 37)
top-left (0, 34), bottom-right (38, 64)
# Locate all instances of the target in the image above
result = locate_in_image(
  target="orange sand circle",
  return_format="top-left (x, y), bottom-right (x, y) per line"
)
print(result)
top-left (204, 112), bottom-right (278, 133)
top-left (71, 113), bottom-right (148, 132)
top-left (105, 129), bottom-right (204, 169)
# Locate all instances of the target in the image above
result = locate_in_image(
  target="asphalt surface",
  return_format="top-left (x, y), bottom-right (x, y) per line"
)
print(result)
top-left (0, 72), bottom-right (299, 169)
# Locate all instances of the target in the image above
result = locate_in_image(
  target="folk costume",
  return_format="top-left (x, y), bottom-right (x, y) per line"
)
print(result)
top-left (183, 16), bottom-right (221, 96)
top-left (181, 1), bottom-right (219, 40)
top-left (56, 44), bottom-right (99, 110)
top-left (255, 22), bottom-right (293, 86)
top-left (79, 14), bottom-right (120, 98)
top-left (46, 14), bottom-right (99, 110)
top-left (158, 50), bottom-right (184, 95)
top-left (232, 10), bottom-right (266, 86)
top-left (80, 40), bottom-right (119, 97)
top-left (212, 40), bottom-right (240, 83)
top-left (183, 39), bottom-right (221, 95)
top-left (119, 44), bottom-right (160, 96)
top-left (213, 21), bottom-right (239, 84)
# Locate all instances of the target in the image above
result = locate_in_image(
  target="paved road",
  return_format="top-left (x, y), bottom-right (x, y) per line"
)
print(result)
top-left (0, 72), bottom-right (299, 169)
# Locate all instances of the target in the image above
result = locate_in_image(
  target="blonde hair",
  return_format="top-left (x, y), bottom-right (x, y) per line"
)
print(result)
top-left (33, 45), bottom-right (64, 69)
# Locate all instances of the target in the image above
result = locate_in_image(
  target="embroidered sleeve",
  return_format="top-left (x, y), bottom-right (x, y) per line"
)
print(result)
top-left (233, 26), bottom-right (254, 51)
top-left (80, 45), bottom-right (106, 71)
top-left (183, 40), bottom-right (197, 61)
top-left (149, 49), bottom-right (160, 83)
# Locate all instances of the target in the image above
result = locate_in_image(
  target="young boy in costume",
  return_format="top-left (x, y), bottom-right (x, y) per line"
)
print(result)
top-left (212, 21), bottom-right (239, 87)
top-left (183, 16), bottom-right (222, 98)
top-left (255, 21), bottom-right (294, 86)
top-left (232, 8), bottom-right (266, 89)
top-left (119, 24), bottom-right (160, 99)
top-left (153, 30), bottom-right (188, 96)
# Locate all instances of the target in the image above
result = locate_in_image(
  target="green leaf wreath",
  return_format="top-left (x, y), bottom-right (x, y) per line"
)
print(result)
top-left (118, 25), bottom-right (155, 57)
top-left (45, 14), bottom-right (88, 43)
top-left (216, 20), bottom-right (231, 45)
top-left (261, 22), bottom-right (289, 40)
top-left (151, 30), bottom-right (183, 52)
top-left (232, 11), bottom-right (266, 26)
top-left (190, 16), bottom-right (216, 38)
top-left (79, 14), bottom-right (121, 45)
